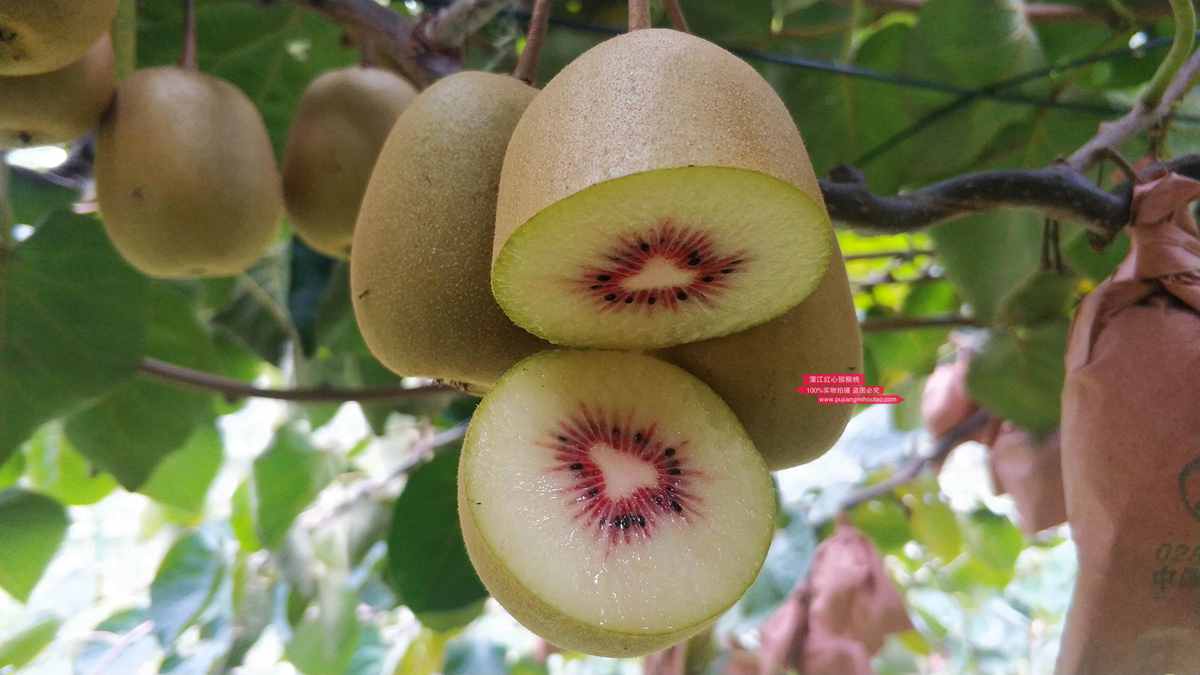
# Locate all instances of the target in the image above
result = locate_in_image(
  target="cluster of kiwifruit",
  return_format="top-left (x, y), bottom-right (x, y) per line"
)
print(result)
top-left (349, 29), bottom-right (862, 656)
top-left (2, 2), bottom-right (860, 656)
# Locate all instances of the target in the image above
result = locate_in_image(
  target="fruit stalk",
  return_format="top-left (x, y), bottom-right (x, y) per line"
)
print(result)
top-left (180, 0), bottom-right (197, 69)
top-left (512, 0), bottom-right (552, 85)
top-left (1140, 0), bottom-right (1195, 109)
top-left (112, 0), bottom-right (138, 81)
top-left (627, 0), bottom-right (651, 30)
top-left (663, 0), bottom-right (690, 32)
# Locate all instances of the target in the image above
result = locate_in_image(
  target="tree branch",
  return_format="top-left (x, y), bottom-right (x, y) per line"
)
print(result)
top-left (137, 357), bottom-right (454, 402)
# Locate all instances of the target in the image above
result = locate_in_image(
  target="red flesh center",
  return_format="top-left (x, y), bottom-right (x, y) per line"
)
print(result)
top-left (543, 406), bottom-right (703, 548)
top-left (576, 221), bottom-right (747, 313)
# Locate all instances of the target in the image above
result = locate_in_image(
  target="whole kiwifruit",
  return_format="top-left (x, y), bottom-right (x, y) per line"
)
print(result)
top-left (351, 71), bottom-right (548, 391)
top-left (0, 0), bottom-right (119, 75)
top-left (282, 67), bottom-right (417, 259)
top-left (492, 28), bottom-right (834, 350)
top-left (659, 242), bottom-right (863, 470)
top-left (0, 34), bottom-right (114, 149)
top-left (96, 67), bottom-right (282, 278)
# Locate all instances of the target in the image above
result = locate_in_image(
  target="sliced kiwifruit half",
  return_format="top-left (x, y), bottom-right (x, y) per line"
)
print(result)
top-left (493, 28), bottom-right (833, 349)
top-left (459, 350), bottom-right (775, 657)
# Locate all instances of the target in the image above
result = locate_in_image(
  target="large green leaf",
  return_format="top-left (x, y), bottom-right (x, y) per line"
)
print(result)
top-left (285, 581), bottom-right (361, 675)
top-left (931, 210), bottom-right (1044, 322)
top-left (965, 509), bottom-right (1024, 581)
top-left (24, 425), bottom-right (118, 506)
top-left (0, 615), bottom-right (60, 669)
top-left (0, 212), bottom-right (147, 466)
top-left (0, 451), bottom-right (22, 491)
top-left (139, 423), bottom-right (223, 515)
top-left (0, 488), bottom-right (69, 602)
top-left (387, 447), bottom-right (487, 629)
top-left (909, 493), bottom-right (963, 563)
top-left (253, 427), bottom-right (338, 549)
top-left (149, 530), bottom-right (225, 645)
top-left (967, 321), bottom-right (1068, 434)
top-left (8, 170), bottom-right (76, 228)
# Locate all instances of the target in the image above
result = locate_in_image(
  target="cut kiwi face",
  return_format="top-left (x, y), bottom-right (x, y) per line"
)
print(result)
top-left (459, 350), bottom-right (775, 657)
top-left (494, 29), bottom-right (834, 349)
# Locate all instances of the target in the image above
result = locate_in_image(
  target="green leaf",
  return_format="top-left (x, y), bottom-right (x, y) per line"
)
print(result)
top-left (726, 515), bottom-right (816, 627)
top-left (908, 493), bottom-right (963, 563)
top-left (24, 425), bottom-right (118, 506)
top-left (966, 321), bottom-right (1068, 434)
top-left (996, 270), bottom-right (1076, 327)
top-left (65, 284), bottom-right (218, 490)
top-left (253, 427), bottom-right (338, 549)
top-left (231, 480), bottom-right (262, 552)
top-left (8, 170), bottom-right (76, 227)
top-left (0, 450), bottom-right (25, 492)
top-left (965, 509), bottom-right (1024, 575)
top-left (386, 447), bottom-right (487, 627)
top-left (848, 498), bottom-right (913, 553)
top-left (395, 629), bottom-right (452, 675)
top-left (149, 530), bottom-right (225, 645)
top-left (347, 623), bottom-right (388, 675)
top-left (213, 252), bottom-right (292, 365)
top-left (0, 212), bottom-right (147, 466)
top-left (443, 639), bottom-right (507, 675)
top-left (930, 210), bottom-right (1043, 322)
top-left (0, 615), bottom-right (61, 669)
top-left (75, 609), bottom-right (159, 675)
top-left (229, 553), bottom-right (273, 668)
top-left (285, 581), bottom-right (361, 675)
top-left (1062, 226), bottom-right (1129, 281)
top-left (139, 424), bottom-right (223, 515)
top-left (0, 488), bottom-right (68, 602)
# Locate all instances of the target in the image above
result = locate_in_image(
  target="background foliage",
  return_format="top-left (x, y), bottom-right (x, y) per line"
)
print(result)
top-left (0, 0), bottom-right (1184, 672)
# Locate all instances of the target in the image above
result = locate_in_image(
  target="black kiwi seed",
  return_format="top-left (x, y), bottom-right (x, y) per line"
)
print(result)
top-left (648, 297), bottom-right (657, 305)
top-left (590, 284), bottom-right (601, 290)
top-left (721, 268), bottom-right (733, 274)
top-left (668, 468), bottom-right (682, 475)
top-left (634, 432), bottom-right (644, 443)
top-left (612, 427), bottom-right (620, 436)
top-left (676, 291), bottom-right (688, 301)
top-left (605, 294), bottom-right (617, 301)
top-left (640, 242), bottom-right (650, 252)
top-left (664, 447), bottom-right (676, 456)
top-left (597, 274), bottom-right (611, 281)
top-left (636, 515), bottom-right (647, 527)
top-left (670, 501), bottom-right (683, 513)
top-left (702, 276), bottom-right (714, 283)
top-left (624, 296), bottom-right (634, 304)
top-left (587, 488), bottom-right (599, 498)
top-left (570, 463), bottom-right (583, 471)
top-left (558, 436), bottom-right (568, 442)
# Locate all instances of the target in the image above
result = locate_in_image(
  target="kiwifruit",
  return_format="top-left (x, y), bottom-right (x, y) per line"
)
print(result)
top-left (282, 67), bottom-right (417, 259)
top-left (659, 242), bottom-right (862, 470)
top-left (95, 67), bottom-right (282, 278)
top-left (0, 0), bottom-right (119, 76)
top-left (351, 71), bottom-right (548, 391)
top-left (492, 28), bottom-right (834, 349)
top-left (0, 34), bottom-right (114, 149)
top-left (459, 350), bottom-right (774, 657)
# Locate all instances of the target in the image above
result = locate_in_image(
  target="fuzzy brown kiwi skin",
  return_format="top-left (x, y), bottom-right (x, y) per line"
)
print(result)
top-left (95, 67), bottom-right (282, 279)
top-left (0, 34), bottom-right (114, 149)
top-left (658, 242), bottom-right (862, 471)
top-left (351, 71), bottom-right (550, 389)
top-left (494, 28), bottom-right (825, 261)
top-left (0, 0), bottom-right (119, 76)
top-left (282, 67), bottom-right (417, 259)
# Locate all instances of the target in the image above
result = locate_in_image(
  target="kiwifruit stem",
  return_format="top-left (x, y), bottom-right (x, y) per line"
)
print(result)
top-left (663, 0), bottom-right (690, 33)
top-left (1142, 0), bottom-right (1195, 109)
top-left (180, 0), bottom-right (198, 70)
top-left (113, 0), bottom-right (139, 81)
top-left (513, 0), bottom-right (552, 85)
top-left (627, 0), bottom-right (651, 31)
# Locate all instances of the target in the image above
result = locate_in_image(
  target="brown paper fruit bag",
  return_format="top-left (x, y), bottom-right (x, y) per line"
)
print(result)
top-left (1056, 171), bottom-right (1200, 674)
top-left (989, 423), bottom-right (1067, 535)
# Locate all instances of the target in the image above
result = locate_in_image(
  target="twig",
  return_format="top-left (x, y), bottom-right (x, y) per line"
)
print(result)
top-left (1069, 49), bottom-right (1200, 171)
top-left (1141, 0), bottom-right (1196, 109)
top-left (512, 0), bottom-right (551, 85)
top-left (826, 409), bottom-right (992, 520)
top-left (180, 0), bottom-right (197, 69)
top-left (136, 357), bottom-right (453, 402)
top-left (628, 0), bottom-right (651, 30)
top-left (860, 315), bottom-right (980, 332)
top-left (844, 249), bottom-right (934, 262)
top-left (663, 0), bottom-right (690, 32)
top-left (423, 0), bottom-right (518, 48)
top-left (85, 620), bottom-right (155, 675)
top-left (311, 422), bottom-right (469, 527)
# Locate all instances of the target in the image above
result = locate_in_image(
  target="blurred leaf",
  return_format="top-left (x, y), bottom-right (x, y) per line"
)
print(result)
top-left (253, 427), bottom-right (338, 549)
top-left (443, 639), bottom-right (507, 675)
top-left (75, 609), bottom-right (159, 675)
top-left (967, 321), bottom-right (1068, 434)
top-left (395, 629), bottom-right (452, 675)
top-left (24, 426), bottom-right (117, 506)
top-left (140, 423), bottom-right (223, 515)
top-left (1062, 226), bottom-right (1129, 281)
top-left (0, 451), bottom-right (23, 491)
top-left (908, 493), bottom-right (962, 563)
top-left (231, 480), bottom-right (262, 552)
top-left (848, 498), bottom-right (912, 553)
top-left (996, 270), bottom-right (1076, 327)
top-left (965, 509), bottom-right (1024, 577)
top-left (288, 239), bottom-right (338, 358)
top-left (725, 514), bottom-right (816, 628)
top-left (347, 623), bottom-right (388, 675)
top-left (387, 447), bottom-right (487, 627)
top-left (896, 628), bottom-right (933, 657)
top-left (213, 251), bottom-right (292, 365)
top-left (0, 212), bottom-right (147, 467)
top-left (8, 170), bottom-right (76, 227)
top-left (0, 488), bottom-right (68, 602)
top-left (931, 210), bottom-right (1043, 322)
top-left (0, 615), bottom-right (60, 669)
top-left (66, 284), bottom-right (218, 490)
top-left (285, 581), bottom-right (361, 675)
top-left (684, 0), bottom-right (773, 41)
top-left (149, 530), bottom-right (224, 645)
top-left (228, 553), bottom-right (273, 668)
